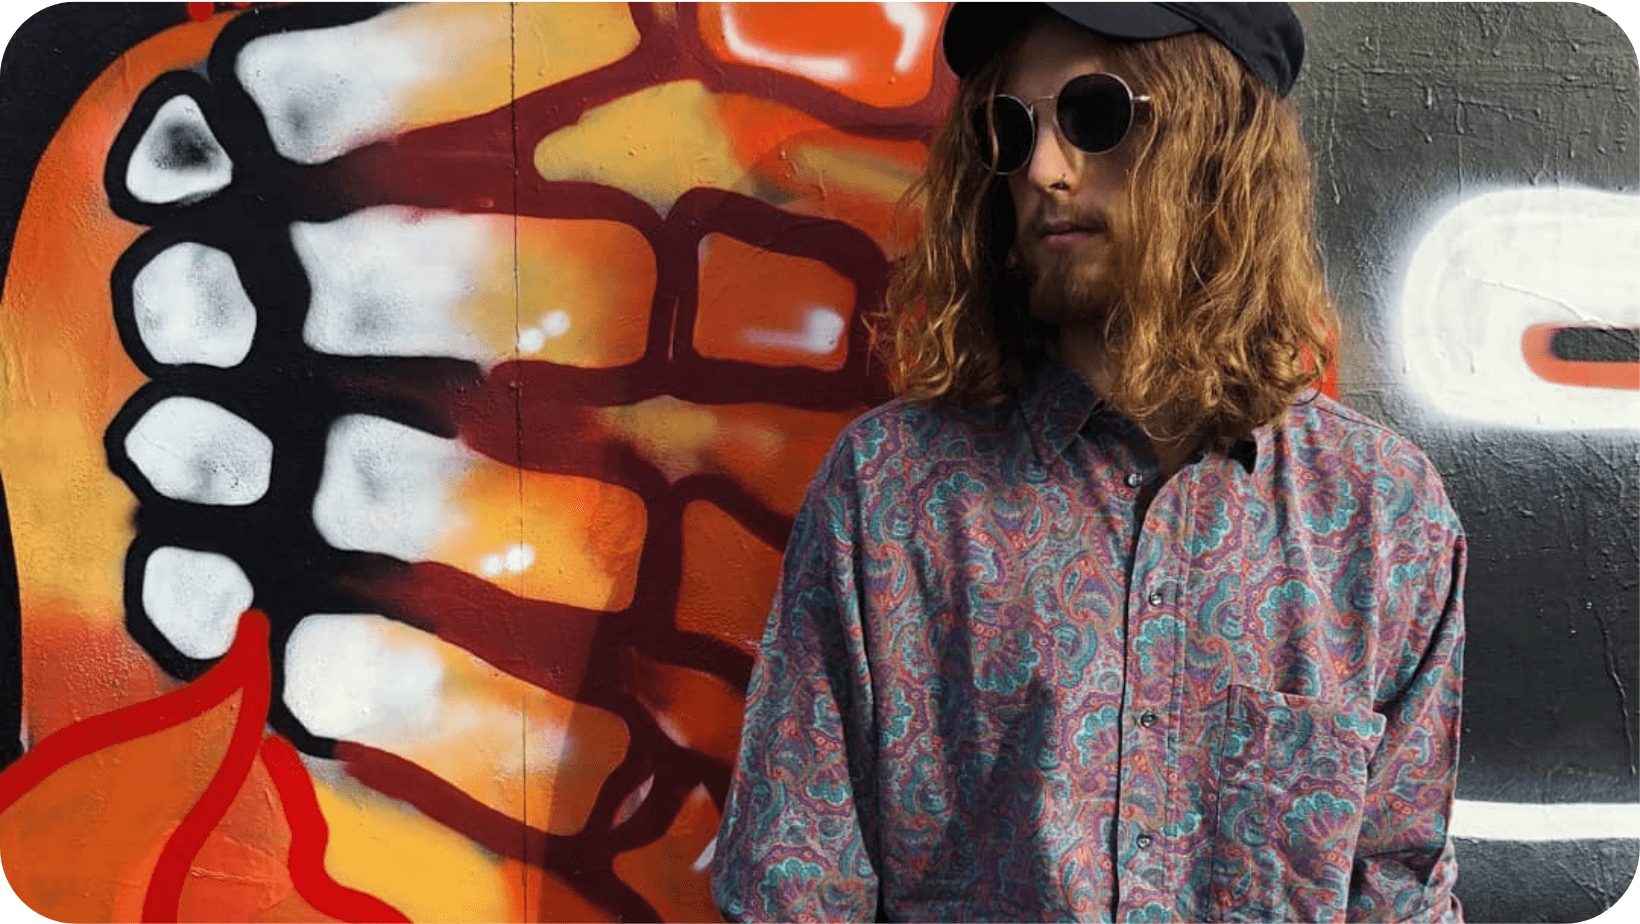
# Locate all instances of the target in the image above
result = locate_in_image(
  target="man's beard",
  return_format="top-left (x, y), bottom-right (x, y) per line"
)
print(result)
top-left (1013, 243), bottom-right (1118, 331)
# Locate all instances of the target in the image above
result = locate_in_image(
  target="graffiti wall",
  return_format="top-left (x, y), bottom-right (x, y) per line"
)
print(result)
top-left (0, 3), bottom-right (1633, 923)
top-left (0, 3), bottom-right (944, 921)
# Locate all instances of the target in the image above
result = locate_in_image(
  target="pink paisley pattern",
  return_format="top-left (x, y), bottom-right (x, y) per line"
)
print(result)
top-left (711, 361), bottom-right (1466, 923)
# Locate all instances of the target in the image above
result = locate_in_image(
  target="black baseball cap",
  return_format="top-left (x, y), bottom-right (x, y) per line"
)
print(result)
top-left (942, 2), bottom-right (1305, 96)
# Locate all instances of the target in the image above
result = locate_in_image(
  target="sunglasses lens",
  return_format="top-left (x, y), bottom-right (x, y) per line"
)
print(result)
top-left (972, 96), bottom-right (1035, 174)
top-left (1058, 73), bottom-right (1134, 154)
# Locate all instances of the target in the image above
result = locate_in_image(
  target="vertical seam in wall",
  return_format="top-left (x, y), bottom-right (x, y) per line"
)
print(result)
top-left (509, 2), bottom-right (529, 918)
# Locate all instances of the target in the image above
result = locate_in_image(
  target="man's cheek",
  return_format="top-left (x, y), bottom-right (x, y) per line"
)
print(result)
top-left (0, 3), bottom-right (952, 922)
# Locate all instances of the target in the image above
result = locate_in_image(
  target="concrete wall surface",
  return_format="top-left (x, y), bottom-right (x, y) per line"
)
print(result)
top-left (0, 3), bottom-right (1633, 922)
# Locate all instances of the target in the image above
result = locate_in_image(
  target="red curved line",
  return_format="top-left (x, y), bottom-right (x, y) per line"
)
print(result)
top-left (0, 610), bottom-right (270, 814)
top-left (142, 610), bottom-right (272, 923)
top-left (1522, 322), bottom-right (1640, 390)
top-left (260, 735), bottom-right (410, 923)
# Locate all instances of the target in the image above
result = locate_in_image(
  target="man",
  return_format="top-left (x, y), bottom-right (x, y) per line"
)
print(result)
top-left (711, 4), bottom-right (1465, 922)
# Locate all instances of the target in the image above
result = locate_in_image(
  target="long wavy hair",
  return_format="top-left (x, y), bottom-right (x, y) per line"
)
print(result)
top-left (878, 28), bottom-right (1338, 445)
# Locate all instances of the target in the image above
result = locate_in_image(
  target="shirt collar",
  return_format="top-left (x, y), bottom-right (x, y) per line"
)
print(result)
top-left (1019, 359), bottom-right (1263, 474)
top-left (1020, 360), bottom-right (1105, 459)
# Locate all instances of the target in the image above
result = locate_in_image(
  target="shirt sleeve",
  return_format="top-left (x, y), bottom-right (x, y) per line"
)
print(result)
top-left (710, 433), bottom-right (882, 923)
top-left (1348, 531), bottom-right (1467, 923)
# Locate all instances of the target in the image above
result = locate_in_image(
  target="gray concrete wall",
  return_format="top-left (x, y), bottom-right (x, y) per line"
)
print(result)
top-left (1297, 4), bottom-right (1639, 920)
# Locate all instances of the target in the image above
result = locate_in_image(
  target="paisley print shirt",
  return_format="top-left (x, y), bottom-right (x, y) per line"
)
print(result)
top-left (712, 361), bottom-right (1466, 923)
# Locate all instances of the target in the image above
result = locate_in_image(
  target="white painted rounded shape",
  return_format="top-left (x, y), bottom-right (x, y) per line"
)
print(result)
top-left (1397, 187), bottom-right (1640, 430)
top-left (540, 310), bottom-right (571, 338)
top-left (742, 306), bottom-right (847, 356)
top-left (125, 95), bottom-right (232, 204)
top-left (235, 11), bottom-right (455, 165)
top-left (141, 546), bottom-right (254, 659)
top-left (283, 612), bottom-right (444, 740)
top-left (293, 207), bottom-right (492, 361)
top-left (124, 397), bottom-right (273, 506)
top-left (312, 414), bottom-right (468, 560)
top-left (132, 242), bottom-right (257, 367)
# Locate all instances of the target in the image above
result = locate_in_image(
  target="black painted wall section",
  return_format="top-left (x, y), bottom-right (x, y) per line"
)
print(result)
top-left (1297, 2), bottom-right (1640, 804)
top-left (0, 473), bottom-right (19, 770)
top-left (1455, 838), bottom-right (1640, 923)
top-left (1296, 6), bottom-right (1639, 919)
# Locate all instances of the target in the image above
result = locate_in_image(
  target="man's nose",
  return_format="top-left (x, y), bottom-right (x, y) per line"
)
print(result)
top-left (1024, 111), bottom-right (1080, 191)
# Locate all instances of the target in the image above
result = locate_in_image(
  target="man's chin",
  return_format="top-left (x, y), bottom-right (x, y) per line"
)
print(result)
top-left (1026, 271), bottom-right (1114, 329)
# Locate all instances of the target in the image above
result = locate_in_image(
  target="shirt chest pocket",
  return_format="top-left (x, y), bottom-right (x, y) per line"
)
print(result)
top-left (1208, 684), bottom-right (1386, 923)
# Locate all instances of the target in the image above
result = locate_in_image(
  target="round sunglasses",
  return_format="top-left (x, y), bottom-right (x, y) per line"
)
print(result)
top-left (972, 72), bottom-right (1151, 175)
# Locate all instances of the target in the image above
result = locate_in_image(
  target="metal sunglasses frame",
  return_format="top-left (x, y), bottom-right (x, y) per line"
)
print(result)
top-left (976, 72), bottom-right (1152, 175)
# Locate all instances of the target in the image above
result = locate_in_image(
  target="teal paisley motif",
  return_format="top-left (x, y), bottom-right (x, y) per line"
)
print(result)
top-left (1124, 901), bottom-right (1175, 922)
top-left (1133, 615), bottom-right (1182, 676)
top-left (1049, 622), bottom-right (1099, 682)
top-left (1282, 790), bottom-right (1357, 851)
top-left (757, 857), bottom-right (825, 909)
top-left (1371, 472), bottom-right (1416, 525)
top-left (924, 470), bottom-right (987, 521)
top-left (1303, 483), bottom-right (1361, 535)
top-left (973, 622), bottom-right (1042, 694)
top-left (1198, 579), bottom-right (1244, 639)
top-left (1257, 580), bottom-right (1320, 627)
top-left (1331, 707), bottom-right (1386, 741)
top-left (854, 413), bottom-right (890, 462)
top-left (1073, 705), bottom-right (1119, 765)
top-left (1182, 495), bottom-right (1233, 556)
top-left (805, 775), bottom-right (851, 806)
top-left (882, 685), bottom-right (914, 743)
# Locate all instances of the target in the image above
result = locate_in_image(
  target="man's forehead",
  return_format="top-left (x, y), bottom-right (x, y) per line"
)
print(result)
top-left (1000, 18), bottom-right (1130, 95)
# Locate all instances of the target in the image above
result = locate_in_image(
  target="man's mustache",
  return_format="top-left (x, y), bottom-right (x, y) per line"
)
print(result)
top-left (1025, 212), bottom-right (1110, 237)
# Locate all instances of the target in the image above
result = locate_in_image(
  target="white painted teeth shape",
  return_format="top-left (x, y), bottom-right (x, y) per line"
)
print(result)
top-left (140, 546), bottom-right (256, 660)
top-left (122, 396), bottom-right (274, 507)
top-left (131, 242), bottom-right (257, 368)
top-left (125, 94), bottom-right (232, 204)
top-left (311, 413), bottom-right (471, 561)
top-left (292, 206), bottom-right (494, 362)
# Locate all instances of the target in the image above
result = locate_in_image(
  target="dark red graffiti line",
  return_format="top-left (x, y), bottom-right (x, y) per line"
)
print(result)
top-left (572, 691), bottom-right (724, 855)
top-left (143, 610), bottom-right (272, 924)
top-left (349, 552), bottom-right (753, 703)
top-left (356, 561), bottom-right (604, 700)
top-left (260, 735), bottom-right (410, 923)
top-left (335, 741), bottom-right (661, 922)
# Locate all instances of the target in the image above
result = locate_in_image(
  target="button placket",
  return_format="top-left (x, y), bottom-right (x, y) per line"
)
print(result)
top-left (1116, 450), bottom-right (1179, 913)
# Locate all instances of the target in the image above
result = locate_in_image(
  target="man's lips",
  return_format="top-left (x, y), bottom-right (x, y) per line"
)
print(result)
top-left (1037, 220), bottom-right (1105, 249)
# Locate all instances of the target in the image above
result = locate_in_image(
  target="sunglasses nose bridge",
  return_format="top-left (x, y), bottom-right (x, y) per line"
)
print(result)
top-left (1025, 107), bottom-right (1085, 187)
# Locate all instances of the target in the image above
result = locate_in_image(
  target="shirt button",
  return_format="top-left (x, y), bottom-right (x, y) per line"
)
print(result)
top-left (1147, 590), bottom-right (1164, 606)
top-left (1136, 833), bottom-right (1154, 849)
top-left (1139, 711), bottom-right (1159, 728)
top-left (1125, 472), bottom-right (1144, 488)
